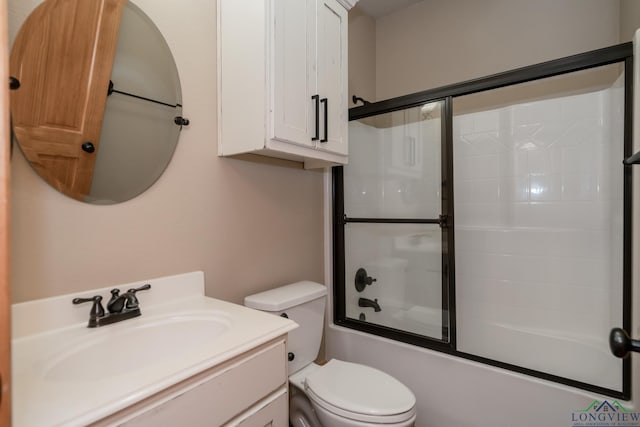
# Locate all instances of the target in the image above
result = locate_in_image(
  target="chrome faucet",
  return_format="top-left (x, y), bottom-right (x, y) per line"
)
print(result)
top-left (73, 284), bottom-right (151, 328)
top-left (358, 297), bottom-right (381, 312)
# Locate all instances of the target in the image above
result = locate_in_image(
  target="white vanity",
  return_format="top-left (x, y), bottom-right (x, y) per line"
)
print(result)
top-left (12, 272), bottom-right (297, 427)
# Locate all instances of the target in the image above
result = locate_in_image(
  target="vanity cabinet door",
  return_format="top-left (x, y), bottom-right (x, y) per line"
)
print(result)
top-left (224, 388), bottom-right (288, 427)
top-left (315, 0), bottom-right (348, 156)
top-left (100, 339), bottom-right (288, 427)
top-left (271, 0), bottom-right (317, 148)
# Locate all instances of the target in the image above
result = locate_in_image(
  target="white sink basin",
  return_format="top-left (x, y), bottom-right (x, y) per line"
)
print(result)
top-left (12, 272), bottom-right (298, 427)
top-left (43, 312), bottom-right (232, 381)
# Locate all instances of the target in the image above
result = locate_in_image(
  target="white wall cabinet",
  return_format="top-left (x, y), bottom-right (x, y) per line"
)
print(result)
top-left (92, 338), bottom-right (289, 427)
top-left (218, 0), bottom-right (351, 168)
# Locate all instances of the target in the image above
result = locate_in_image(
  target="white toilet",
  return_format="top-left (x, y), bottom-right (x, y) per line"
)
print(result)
top-left (245, 281), bottom-right (417, 427)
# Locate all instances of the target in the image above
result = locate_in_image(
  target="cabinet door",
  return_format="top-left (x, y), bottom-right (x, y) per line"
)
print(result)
top-left (114, 341), bottom-right (287, 427)
top-left (316, 0), bottom-right (347, 155)
top-left (271, 0), bottom-right (317, 148)
top-left (225, 389), bottom-right (288, 427)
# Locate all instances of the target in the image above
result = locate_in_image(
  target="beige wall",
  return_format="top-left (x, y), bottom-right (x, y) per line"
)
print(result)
top-left (348, 5), bottom-right (376, 107)
top-left (13, 0), bottom-right (637, 304)
top-left (620, 0), bottom-right (640, 43)
top-left (373, 0), bottom-right (621, 101)
top-left (10, 0), bottom-right (324, 303)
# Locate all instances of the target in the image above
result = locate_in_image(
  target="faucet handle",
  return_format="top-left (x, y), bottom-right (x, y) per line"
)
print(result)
top-left (128, 283), bottom-right (151, 293)
top-left (124, 283), bottom-right (151, 309)
top-left (72, 295), bottom-right (105, 327)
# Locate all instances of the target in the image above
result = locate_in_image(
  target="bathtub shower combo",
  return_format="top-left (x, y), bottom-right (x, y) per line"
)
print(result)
top-left (333, 42), bottom-right (635, 399)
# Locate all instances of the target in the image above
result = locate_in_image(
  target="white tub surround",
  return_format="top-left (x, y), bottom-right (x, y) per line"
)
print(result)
top-left (12, 271), bottom-right (297, 427)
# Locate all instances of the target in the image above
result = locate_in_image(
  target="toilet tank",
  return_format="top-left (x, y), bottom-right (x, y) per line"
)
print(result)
top-left (244, 281), bottom-right (326, 375)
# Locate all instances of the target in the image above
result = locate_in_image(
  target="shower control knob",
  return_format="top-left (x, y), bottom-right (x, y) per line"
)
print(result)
top-left (288, 352), bottom-right (295, 362)
top-left (355, 268), bottom-right (377, 292)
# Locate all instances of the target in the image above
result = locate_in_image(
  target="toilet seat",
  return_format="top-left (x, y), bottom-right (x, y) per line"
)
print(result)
top-left (304, 360), bottom-right (416, 424)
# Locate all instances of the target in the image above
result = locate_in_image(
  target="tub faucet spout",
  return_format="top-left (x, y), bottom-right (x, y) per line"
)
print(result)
top-left (358, 297), bottom-right (381, 312)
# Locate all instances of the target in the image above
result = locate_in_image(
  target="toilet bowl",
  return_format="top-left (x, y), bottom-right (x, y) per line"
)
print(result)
top-left (291, 361), bottom-right (416, 427)
top-left (245, 281), bottom-right (416, 427)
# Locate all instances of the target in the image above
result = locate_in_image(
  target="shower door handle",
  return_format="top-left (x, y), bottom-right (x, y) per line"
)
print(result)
top-left (609, 328), bottom-right (640, 358)
top-left (623, 150), bottom-right (640, 165)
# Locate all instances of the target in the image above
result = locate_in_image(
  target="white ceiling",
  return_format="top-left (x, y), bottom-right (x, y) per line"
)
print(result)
top-left (356, 0), bottom-right (424, 19)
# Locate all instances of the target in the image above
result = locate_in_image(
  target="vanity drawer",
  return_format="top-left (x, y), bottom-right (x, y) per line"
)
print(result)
top-left (225, 388), bottom-right (288, 427)
top-left (98, 338), bottom-right (288, 427)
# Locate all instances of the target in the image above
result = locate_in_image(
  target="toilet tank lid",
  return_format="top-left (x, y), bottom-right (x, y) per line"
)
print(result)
top-left (244, 281), bottom-right (326, 311)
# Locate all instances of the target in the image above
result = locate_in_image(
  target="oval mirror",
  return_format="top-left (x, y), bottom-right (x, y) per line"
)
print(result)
top-left (9, 0), bottom-right (185, 204)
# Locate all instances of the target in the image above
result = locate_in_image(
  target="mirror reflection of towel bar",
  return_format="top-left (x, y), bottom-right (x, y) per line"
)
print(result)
top-left (108, 80), bottom-right (182, 109)
top-left (107, 80), bottom-right (188, 126)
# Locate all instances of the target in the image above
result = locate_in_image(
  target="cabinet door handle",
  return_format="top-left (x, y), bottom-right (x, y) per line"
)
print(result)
top-left (320, 97), bottom-right (328, 142)
top-left (312, 95), bottom-right (320, 141)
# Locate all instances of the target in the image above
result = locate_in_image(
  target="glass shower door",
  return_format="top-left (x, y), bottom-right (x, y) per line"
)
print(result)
top-left (337, 101), bottom-right (451, 342)
top-left (453, 63), bottom-right (627, 392)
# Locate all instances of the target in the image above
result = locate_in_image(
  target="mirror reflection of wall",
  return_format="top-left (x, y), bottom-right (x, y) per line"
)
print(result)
top-left (91, 1), bottom-right (182, 204)
top-left (10, 0), bottom-right (184, 205)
